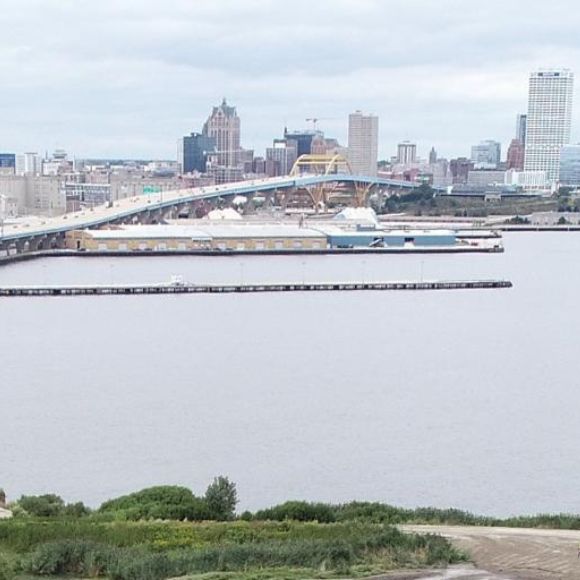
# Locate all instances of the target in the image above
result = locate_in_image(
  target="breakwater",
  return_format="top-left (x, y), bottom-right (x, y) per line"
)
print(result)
top-left (0, 279), bottom-right (513, 297)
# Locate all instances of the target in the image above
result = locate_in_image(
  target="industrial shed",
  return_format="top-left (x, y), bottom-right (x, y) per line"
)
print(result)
top-left (311, 225), bottom-right (457, 249)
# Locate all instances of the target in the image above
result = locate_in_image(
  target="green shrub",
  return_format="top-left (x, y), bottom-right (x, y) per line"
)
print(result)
top-left (0, 554), bottom-right (15, 580)
top-left (21, 525), bottom-right (463, 580)
top-left (63, 502), bottom-right (91, 518)
top-left (334, 501), bottom-right (408, 524)
top-left (253, 501), bottom-right (336, 523)
top-left (17, 495), bottom-right (65, 518)
top-left (99, 487), bottom-right (210, 521)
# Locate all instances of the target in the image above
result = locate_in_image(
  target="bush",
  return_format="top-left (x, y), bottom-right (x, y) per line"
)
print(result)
top-left (0, 554), bottom-right (14, 580)
top-left (17, 495), bottom-right (65, 518)
top-left (99, 486), bottom-right (210, 521)
top-left (334, 501), bottom-right (408, 524)
top-left (63, 501), bottom-right (91, 518)
top-left (253, 501), bottom-right (336, 523)
top-left (24, 539), bottom-right (112, 576)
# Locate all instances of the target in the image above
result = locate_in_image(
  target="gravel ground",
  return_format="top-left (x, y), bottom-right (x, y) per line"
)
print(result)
top-left (395, 525), bottom-right (580, 579)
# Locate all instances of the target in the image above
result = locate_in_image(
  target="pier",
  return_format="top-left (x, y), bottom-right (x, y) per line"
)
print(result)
top-left (0, 279), bottom-right (512, 297)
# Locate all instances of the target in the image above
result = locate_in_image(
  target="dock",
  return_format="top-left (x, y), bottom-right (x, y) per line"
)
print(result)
top-left (0, 279), bottom-right (512, 297)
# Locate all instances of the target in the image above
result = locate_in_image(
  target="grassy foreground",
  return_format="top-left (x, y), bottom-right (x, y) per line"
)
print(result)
top-left (0, 519), bottom-right (464, 580)
top-left (6, 479), bottom-right (577, 580)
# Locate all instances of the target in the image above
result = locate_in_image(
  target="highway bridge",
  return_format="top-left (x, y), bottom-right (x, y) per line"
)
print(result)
top-left (0, 172), bottom-right (439, 256)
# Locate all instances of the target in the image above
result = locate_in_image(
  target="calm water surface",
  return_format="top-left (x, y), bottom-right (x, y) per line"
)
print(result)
top-left (0, 233), bottom-right (578, 516)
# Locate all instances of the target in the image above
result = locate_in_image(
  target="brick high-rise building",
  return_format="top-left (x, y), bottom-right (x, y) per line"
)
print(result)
top-left (506, 139), bottom-right (525, 171)
top-left (202, 98), bottom-right (241, 168)
top-left (449, 157), bottom-right (474, 184)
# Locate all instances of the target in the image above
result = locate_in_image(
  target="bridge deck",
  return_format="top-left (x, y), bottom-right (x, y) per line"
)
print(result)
top-left (0, 174), bottom-right (442, 242)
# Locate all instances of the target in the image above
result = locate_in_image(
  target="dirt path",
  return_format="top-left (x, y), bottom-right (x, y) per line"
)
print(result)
top-left (398, 525), bottom-right (580, 579)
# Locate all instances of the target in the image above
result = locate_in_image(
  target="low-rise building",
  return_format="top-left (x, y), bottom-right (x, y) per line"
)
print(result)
top-left (67, 224), bottom-right (328, 252)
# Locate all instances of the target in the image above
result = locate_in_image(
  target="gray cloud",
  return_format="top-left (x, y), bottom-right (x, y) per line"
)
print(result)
top-left (0, 0), bottom-right (579, 159)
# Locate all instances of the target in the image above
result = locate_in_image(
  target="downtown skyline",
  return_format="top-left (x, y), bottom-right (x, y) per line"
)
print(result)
top-left (1, 0), bottom-right (580, 159)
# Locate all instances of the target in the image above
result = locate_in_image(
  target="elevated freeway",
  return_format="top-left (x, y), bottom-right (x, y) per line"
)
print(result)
top-left (0, 173), bottom-right (438, 255)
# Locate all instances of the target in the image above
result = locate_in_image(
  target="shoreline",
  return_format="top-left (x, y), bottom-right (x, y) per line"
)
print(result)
top-left (0, 245), bottom-right (503, 268)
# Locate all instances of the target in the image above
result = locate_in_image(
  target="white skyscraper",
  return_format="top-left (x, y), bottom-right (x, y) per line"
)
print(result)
top-left (524, 69), bottom-right (574, 183)
top-left (15, 152), bottom-right (42, 176)
top-left (348, 111), bottom-right (378, 176)
top-left (396, 141), bottom-right (417, 165)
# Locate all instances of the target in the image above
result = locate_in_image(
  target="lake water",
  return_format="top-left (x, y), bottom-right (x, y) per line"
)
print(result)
top-left (1, 233), bottom-right (579, 517)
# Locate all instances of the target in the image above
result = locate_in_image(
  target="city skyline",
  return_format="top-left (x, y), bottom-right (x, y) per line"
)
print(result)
top-left (1, 0), bottom-right (580, 159)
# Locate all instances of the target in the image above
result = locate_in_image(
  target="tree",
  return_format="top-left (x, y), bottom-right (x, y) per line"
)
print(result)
top-left (205, 476), bottom-right (238, 521)
top-left (17, 494), bottom-right (65, 517)
top-left (99, 486), bottom-right (209, 521)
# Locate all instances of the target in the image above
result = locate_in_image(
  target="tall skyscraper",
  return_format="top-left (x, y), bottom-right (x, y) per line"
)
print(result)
top-left (347, 111), bottom-right (378, 176)
top-left (202, 98), bottom-right (241, 168)
top-left (524, 69), bottom-right (574, 182)
top-left (516, 114), bottom-right (527, 146)
top-left (397, 141), bottom-right (417, 164)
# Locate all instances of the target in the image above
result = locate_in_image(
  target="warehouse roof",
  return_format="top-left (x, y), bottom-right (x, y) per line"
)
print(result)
top-left (81, 224), bottom-right (326, 240)
top-left (83, 225), bottom-right (212, 240)
top-left (311, 225), bottom-right (455, 238)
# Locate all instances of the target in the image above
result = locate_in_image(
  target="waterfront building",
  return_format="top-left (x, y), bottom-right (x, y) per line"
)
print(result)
top-left (524, 69), bottom-right (574, 183)
top-left (347, 111), bottom-right (378, 176)
top-left (516, 114), bottom-right (527, 146)
top-left (68, 224), bottom-right (328, 252)
top-left (397, 141), bottom-right (417, 164)
top-left (202, 98), bottom-right (241, 168)
top-left (559, 145), bottom-right (580, 187)
top-left (66, 223), bottom-right (458, 253)
top-left (506, 139), bottom-right (525, 170)
top-left (471, 140), bottom-right (501, 168)
top-left (179, 132), bottom-right (216, 174)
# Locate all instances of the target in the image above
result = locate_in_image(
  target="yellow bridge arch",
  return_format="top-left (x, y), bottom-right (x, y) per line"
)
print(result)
top-left (288, 154), bottom-right (370, 208)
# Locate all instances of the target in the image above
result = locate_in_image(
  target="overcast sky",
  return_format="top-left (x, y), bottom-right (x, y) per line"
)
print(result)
top-left (1, 0), bottom-right (579, 160)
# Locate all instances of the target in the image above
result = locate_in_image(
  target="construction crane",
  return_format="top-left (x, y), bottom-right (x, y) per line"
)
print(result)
top-left (305, 117), bottom-right (335, 131)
